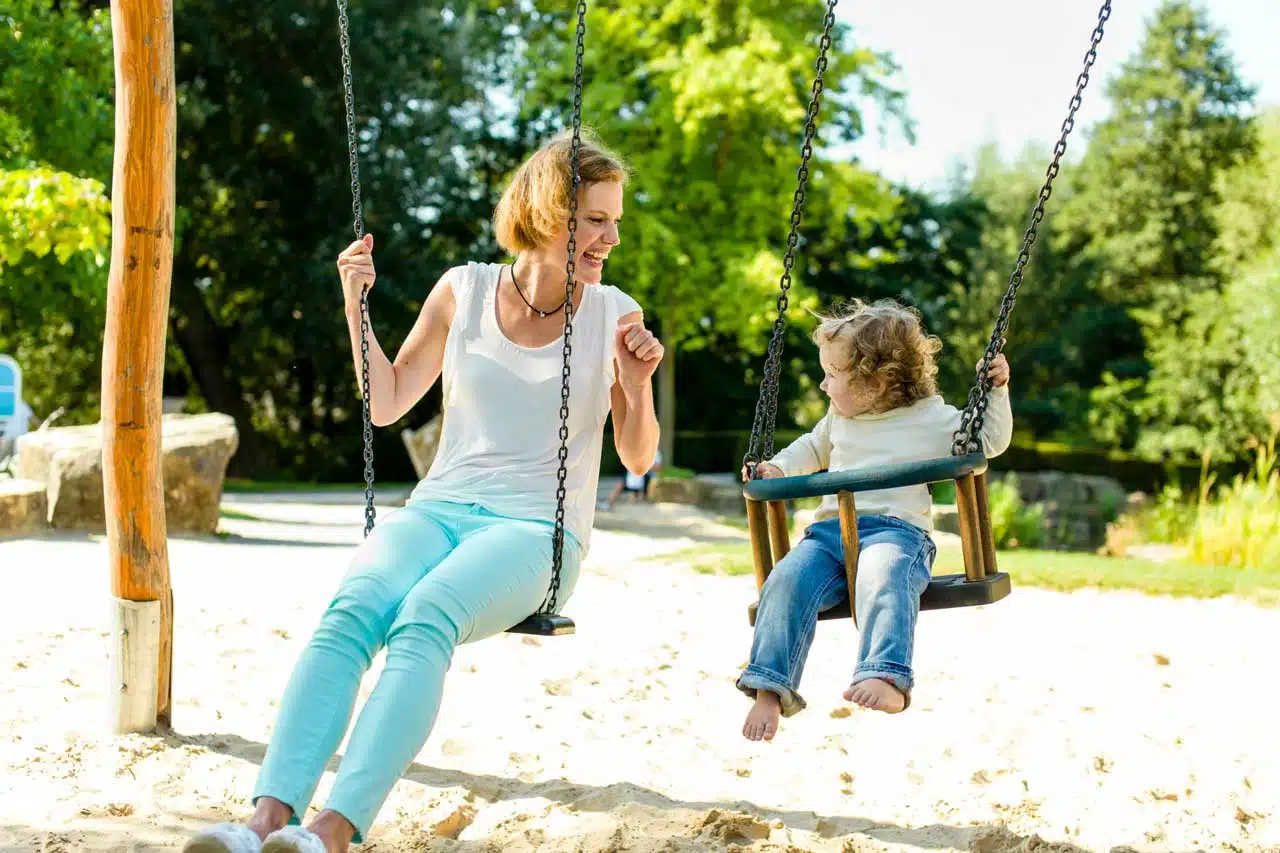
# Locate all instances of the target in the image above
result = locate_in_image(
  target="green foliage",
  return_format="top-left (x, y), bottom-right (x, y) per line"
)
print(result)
top-left (0, 0), bottom-right (114, 176)
top-left (1057, 0), bottom-right (1258, 461)
top-left (518, 0), bottom-right (905, 357)
top-left (1104, 484), bottom-right (1197, 556)
top-left (1105, 424), bottom-right (1280, 572)
top-left (0, 0), bottom-right (114, 426)
top-left (1062, 0), bottom-right (1255, 302)
top-left (0, 167), bottom-right (109, 272)
top-left (3, 0), bottom-right (1276, 491)
top-left (165, 0), bottom-right (535, 476)
top-left (986, 474), bottom-right (1044, 550)
top-left (1213, 109), bottom-right (1280, 270)
top-left (1189, 424), bottom-right (1280, 570)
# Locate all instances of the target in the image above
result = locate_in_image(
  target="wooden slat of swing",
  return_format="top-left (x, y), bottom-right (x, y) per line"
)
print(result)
top-left (745, 552), bottom-right (1011, 625)
top-left (746, 571), bottom-right (1012, 626)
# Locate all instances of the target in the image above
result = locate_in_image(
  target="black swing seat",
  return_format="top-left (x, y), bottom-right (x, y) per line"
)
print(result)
top-left (742, 451), bottom-right (1011, 624)
top-left (507, 613), bottom-right (576, 636)
top-left (746, 572), bottom-right (1011, 626)
top-left (742, 451), bottom-right (989, 502)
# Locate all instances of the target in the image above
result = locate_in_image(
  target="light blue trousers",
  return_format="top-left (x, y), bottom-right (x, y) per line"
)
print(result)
top-left (252, 499), bottom-right (581, 841)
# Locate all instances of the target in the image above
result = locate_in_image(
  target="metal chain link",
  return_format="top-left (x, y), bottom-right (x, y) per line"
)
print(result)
top-left (540, 0), bottom-right (588, 617)
top-left (742, 0), bottom-right (839, 477)
top-left (951, 0), bottom-right (1112, 455)
top-left (335, 0), bottom-right (376, 536)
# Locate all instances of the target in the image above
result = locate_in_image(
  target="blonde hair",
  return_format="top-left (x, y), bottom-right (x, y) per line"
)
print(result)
top-left (493, 131), bottom-right (628, 254)
top-left (812, 299), bottom-right (943, 410)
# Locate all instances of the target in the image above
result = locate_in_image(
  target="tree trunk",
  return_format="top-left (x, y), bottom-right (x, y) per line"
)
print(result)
top-left (168, 275), bottom-right (267, 475)
top-left (657, 340), bottom-right (676, 466)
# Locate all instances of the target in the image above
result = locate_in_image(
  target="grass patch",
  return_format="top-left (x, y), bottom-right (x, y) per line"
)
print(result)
top-left (656, 541), bottom-right (1280, 606)
top-left (658, 542), bottom-right (757, 576)
top-left (935, 548), bottom-right (1280, 606)
top-left (218, 507), bottom-right (268, 522)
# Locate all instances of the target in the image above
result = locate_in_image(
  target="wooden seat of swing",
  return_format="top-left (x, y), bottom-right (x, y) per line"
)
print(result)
top-left (742, 451), bottom-right (1011, 626)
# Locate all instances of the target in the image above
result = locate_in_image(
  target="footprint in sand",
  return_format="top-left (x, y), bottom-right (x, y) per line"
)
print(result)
top-left (697, 809), bottom-right (774, 842)
top-left (542, 678), bottom-right (573, 696)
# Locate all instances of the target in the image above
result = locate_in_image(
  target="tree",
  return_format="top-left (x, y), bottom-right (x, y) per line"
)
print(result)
top-left (1056, 0), bottom-right (1257, 460)
top-left (514, 0), bottom-right (906, 462)
top-left (167, 0), bottom-right (532, 477)
top-left (0, 0), bottom-right (114, 425)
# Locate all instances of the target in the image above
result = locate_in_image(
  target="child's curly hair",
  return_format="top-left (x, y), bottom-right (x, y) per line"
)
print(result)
top-left (812, 299), bottom-right (943, 411)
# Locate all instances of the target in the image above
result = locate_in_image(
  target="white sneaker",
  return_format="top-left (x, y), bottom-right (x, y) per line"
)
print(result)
top-left (261, 826), bottom-right (328, 853)
top-left (182, 823), bottom-right (262, 853)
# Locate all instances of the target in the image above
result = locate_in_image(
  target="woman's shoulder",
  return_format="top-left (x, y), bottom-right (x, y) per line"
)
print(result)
top-left (442, 261), bottom-right (502, 300)
top-left (595, 282), bottom-right (643, 318)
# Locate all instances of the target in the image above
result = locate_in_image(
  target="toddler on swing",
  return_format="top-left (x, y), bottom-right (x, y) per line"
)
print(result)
top-left (737, 299), bottom-right (1013, 741)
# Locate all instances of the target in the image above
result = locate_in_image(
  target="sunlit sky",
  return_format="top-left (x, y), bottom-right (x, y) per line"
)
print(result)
top-left (839, 0), bottom-right (1280, 191)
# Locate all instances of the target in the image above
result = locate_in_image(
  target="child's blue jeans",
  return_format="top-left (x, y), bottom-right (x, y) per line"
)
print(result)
top-left (252, 499), bottom-right (581, 841)
top-left (736, 514), bottom-right (935, 716)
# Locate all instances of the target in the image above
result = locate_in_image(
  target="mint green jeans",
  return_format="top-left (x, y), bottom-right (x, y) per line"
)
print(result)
top-left (252, 499), bottom-right (581, 841)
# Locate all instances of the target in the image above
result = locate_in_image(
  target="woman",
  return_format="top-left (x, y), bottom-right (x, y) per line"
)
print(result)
top-left (185, 133), bottom-right (662, 853)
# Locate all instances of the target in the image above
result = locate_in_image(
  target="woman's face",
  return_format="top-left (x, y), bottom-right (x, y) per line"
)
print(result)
top-left (542, 180), bottom-right (623, 285)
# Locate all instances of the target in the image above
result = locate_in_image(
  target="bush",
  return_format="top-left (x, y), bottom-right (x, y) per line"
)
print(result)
top-left (1189, 426), bottom-right (1280, 570)
top-left (1103, 421), bottom-right (1280, 570)
top-left (987, 474), bottom-right (1045, 549)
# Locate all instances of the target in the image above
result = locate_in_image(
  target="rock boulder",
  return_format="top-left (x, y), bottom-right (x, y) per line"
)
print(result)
top-left (401, 414), bottom-right (443, 480)
top-left (15, 413), bottom-right (239, 534)
top-left (0, 479), bottom-right (48, 537)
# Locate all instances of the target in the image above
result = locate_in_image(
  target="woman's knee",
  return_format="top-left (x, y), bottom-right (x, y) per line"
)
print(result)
top-left (316, 573), bottom-right (401, 653)
top-left (387, 596), bottom-right (461, 664)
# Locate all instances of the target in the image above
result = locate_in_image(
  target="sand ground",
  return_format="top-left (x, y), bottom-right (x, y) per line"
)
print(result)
top-left (1, 494), bottom-right (1276, 852)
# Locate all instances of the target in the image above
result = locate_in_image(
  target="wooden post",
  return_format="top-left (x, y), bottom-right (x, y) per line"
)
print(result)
top-left (745, 498), bottom-right (773, 591)
top-left (103, 0), bottom-right (177, 734)
top-left (765, 501), bottom-right (790, 561)
top-left (836, 491), bottom-right (859, 627)
top-left (974, 471), bottom-right (998, 575)
top-left (954, 474), bottom-right (986, 582)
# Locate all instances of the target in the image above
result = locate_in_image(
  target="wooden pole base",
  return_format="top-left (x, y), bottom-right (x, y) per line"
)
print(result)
top-left (110, 597), bottom-right (162, 735)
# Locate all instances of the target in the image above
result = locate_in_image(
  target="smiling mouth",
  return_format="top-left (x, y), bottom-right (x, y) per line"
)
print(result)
top-left (583, 250), bottom-right (607, 264)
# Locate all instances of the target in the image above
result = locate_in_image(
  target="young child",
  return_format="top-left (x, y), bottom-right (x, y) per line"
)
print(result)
top-left (737, 299), bottom-right (1013, 742)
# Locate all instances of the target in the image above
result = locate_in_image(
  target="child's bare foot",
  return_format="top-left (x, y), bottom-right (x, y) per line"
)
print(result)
top-left (843, 678), bottom-right (906, 713)
top-left (743, 691), bottom-right (781, 741)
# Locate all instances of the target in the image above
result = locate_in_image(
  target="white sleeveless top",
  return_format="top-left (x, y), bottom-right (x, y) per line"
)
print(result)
top-left (408, 262), bottom-right (642, 555)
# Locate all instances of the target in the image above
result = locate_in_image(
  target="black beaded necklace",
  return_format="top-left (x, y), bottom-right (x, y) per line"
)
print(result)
top-left (509, 261), bottom-right (569, 319)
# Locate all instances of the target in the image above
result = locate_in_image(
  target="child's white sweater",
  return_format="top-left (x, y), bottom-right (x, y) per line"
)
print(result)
top-left (767, 386), bottom-right (1013, 533)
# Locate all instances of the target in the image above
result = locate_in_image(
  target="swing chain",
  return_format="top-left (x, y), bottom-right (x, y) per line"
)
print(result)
top-left (743, 0), bottom-right (839, 477)
top-left (335, 0), bottom-right (376, 536)
top-left (541, 0), bottom-right (588, 617)
top-left (951, 0), bottom-right (1111, 456)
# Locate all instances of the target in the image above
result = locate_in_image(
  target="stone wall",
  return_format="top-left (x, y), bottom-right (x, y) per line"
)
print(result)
top-left (992, 470), bottom-right (1126, 551)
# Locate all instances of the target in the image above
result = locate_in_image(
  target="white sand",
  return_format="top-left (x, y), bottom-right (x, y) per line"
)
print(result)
top-left (1, 496), bottom-right (1277, 852)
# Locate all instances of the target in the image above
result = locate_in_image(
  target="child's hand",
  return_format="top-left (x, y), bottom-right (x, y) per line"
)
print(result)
top-left (975, 353), bottom-right (1010, 387)
top-left (741, 462), bottom-right (784, 482)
